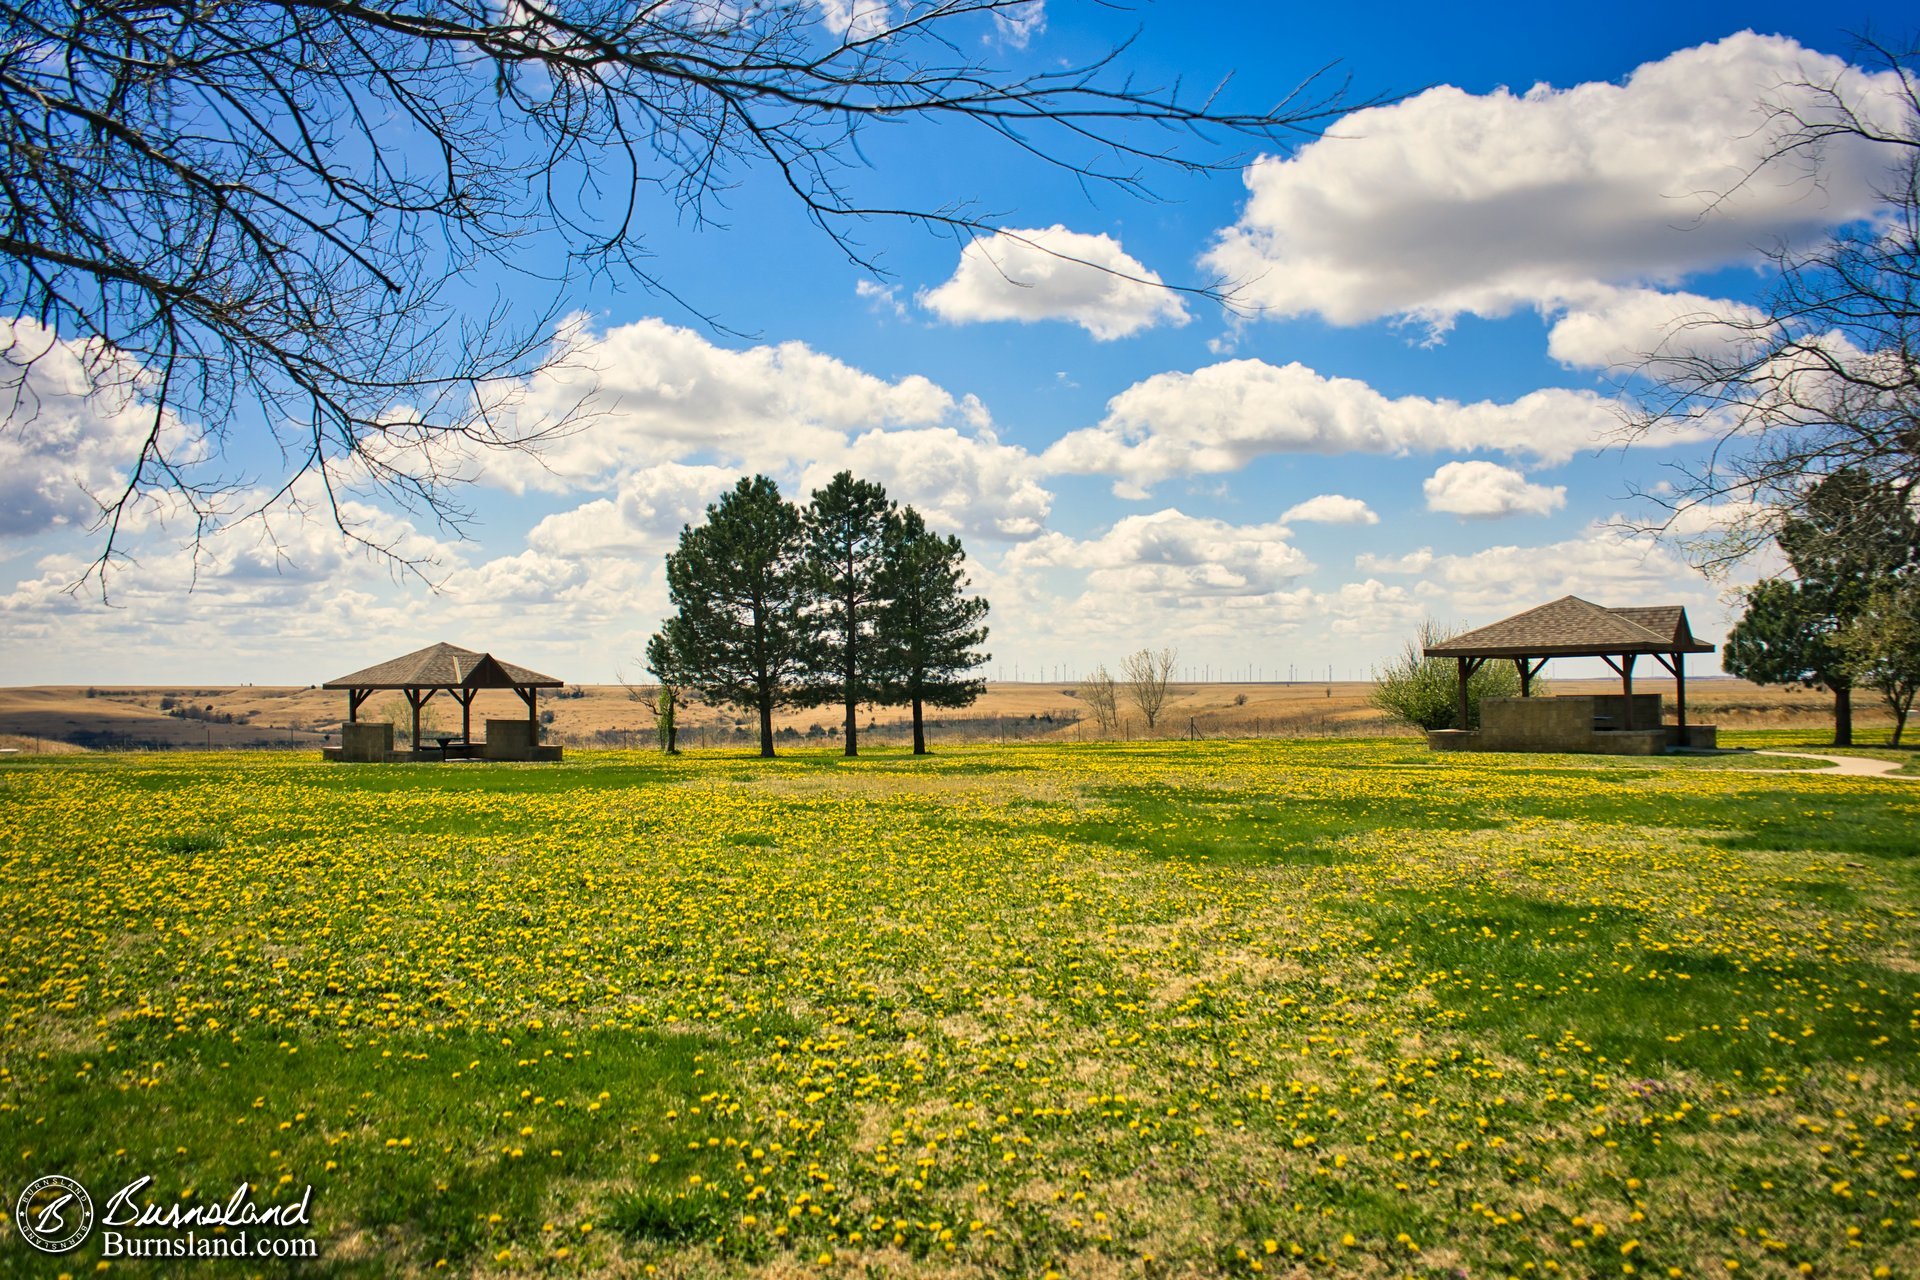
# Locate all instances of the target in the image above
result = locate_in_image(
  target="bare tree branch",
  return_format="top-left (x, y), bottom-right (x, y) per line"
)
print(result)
top-left (0, 0), bottom-right (1361, 592)
top-left (1614, 33), bottom-right (1920, 574)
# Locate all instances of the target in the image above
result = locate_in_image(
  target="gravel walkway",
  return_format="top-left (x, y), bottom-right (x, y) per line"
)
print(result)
top-left (1754, 750), bottom-right (1917, 779)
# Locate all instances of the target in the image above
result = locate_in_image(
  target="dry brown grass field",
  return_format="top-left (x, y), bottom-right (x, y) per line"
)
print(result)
top-left (0, 674), bottom-right (1889, 752)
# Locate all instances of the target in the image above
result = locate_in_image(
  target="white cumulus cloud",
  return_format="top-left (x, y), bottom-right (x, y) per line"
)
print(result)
top-left (1008, 508), bottom-right (1312, 601)
top-left (1423, 461), bottom-right (1567, 519)
top-left (474, 318), bottom-right (1055, 544)
top-left (1546, 286), bottom-right (1768, 371)
top-left (1335, 522), bottom-right (1744, 668)
top-left (0, 320), bottom-right (160, 538)
top-left (480, 317), bottom-right (961, 492)
top-left (854, 279), bottom-right (908, 318)
top-left (1416, 523), bottom-right (1727, 624)
top-left (815, 0), bottom-right (892, 41)
top-left (988, 0), bottom-right (1045, 48)
top-left (920, 225), bottom-right (1190, 340)
top-left (526, 463), bottom-right (742, 559)
top-left (1204, 34), bottom-right (1909, 332)
top-left (802, 426), bottom-right (1053, 542)
top-left (1356, 547), bottom-right (1435, 575)
top-left (437, 549), bottom-right (654, 625)
top-left (1325, 578), bottom-right (1424, 637)
top-left (1280, 493), bottom-right (1379, 525)
top-left (1042, 358), bottom-right (1625, 492)
top-left (0, 489), bottom-right (467, 662)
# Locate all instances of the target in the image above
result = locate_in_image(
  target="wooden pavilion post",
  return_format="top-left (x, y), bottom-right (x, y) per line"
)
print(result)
top-left (1516, 657), bottom-right (1532, 698)
top-left (1600, 655), bottom-right (1638, 731)
top-left (457, 687), bottom-right (477, 745)
top-left (1456, 657), bottom-right (1470, 731)
top-left (513, 685), bottom-right (539, 743)
top-left (405, 688), bottom-right (424, 752)
top-left (1652, 652), bottom-right (1688, 730)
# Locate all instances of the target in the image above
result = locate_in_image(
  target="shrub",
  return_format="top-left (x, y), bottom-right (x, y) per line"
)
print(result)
top-left (1371, 620), bottom-right (1525, 730)
top-left (372, 694), bottom-right (440, 746)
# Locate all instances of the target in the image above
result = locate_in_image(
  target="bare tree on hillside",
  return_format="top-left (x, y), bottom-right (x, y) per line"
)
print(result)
top-left (1078, 666), bottom-right (1120, 736)
top-left (1121, 647), bottom-right (1177, 731)
top-left (0, 0), bottom-right (1357, 585)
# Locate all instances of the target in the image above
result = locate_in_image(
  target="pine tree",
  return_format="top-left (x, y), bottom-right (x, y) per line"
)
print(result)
top-left (647, 476), bottom-right (807, 758)
top-left (800, 472), bottom-right (895, 757)
top-left (1732, 469), bottom-right (1920, 745)
top-left (1724, 578), bottom-right (1851, 738)
top-left (876, 507), bottom-right (990, 755)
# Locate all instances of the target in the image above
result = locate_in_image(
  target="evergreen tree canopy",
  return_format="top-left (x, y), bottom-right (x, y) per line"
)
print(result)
top-left (877, 507), bottom-right (990, 754)
top-left (1724, 579), bottom-right (1841, 689)
top-left (647, 475), bottom-right (806, 758)
top-left (1737, 468), bottom-right (1920, 744)
top-left (800, 472), bottom-right (895, 757)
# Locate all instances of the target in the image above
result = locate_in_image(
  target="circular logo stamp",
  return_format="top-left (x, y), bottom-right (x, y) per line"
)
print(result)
top-left (15, 1174), bottom-right (94, 1254)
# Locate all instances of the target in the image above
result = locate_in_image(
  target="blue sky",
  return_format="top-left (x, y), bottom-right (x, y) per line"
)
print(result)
top-left (2, 1), bottom-right (1913, 686)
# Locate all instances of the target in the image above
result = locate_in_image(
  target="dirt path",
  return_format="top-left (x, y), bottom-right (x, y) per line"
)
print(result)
top-left (1754, 750), bottom-right (1917, 779)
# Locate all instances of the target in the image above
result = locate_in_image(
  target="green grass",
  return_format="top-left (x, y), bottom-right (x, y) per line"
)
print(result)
top-left (14, 1030), bottom-right (731, 1275)
top-left (2, 739), bottom-right (1918, 1277)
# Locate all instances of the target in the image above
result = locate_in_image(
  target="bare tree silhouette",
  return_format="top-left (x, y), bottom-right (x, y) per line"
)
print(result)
top-left (1617, 34), bottom-right (1919, 571)
top-left (0, 0), bottom-right (1356, 587)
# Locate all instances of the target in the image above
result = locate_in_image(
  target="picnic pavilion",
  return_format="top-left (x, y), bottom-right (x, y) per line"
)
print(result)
top-left (321, 642), bottom-right (564, 762)
top-left (1423, 595), bottom-right (1717, 755)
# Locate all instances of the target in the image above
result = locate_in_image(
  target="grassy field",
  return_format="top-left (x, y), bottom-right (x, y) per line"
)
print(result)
top-left (1, 737), bottom-right (1916, 1277)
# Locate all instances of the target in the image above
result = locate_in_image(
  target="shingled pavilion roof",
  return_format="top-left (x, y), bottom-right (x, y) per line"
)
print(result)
top-left (323, 643), bottom-right (565, 753)
top-left (1424, 596), bottom-right (1714, 660)
top-left (323, 642), bottom-right (562, 691)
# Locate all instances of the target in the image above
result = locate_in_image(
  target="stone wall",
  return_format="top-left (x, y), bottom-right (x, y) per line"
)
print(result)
top-left (1479, 697), bottom-right (1593, 748)
top-left (329, 721), bottom-right (394, 762)
top-left (485, 719), bottom-right (534, 760)
top-left (484, 719), bottom-right (563, 762)
top-left (1587, 693), bottom-right (1665, 731)
top-left (1428, 695), bottom-right (1710, 755)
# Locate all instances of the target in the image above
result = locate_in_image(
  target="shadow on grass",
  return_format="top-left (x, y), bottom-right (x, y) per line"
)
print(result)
top-left (9, 1027), bottom-right (739, 1275)
top-left (1352, 889), bottom-right (1920, 1077)
top-left (986, 782), bottom-right (1502, 868)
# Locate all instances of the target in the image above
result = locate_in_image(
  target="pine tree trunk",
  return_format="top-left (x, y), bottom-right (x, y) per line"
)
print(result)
top-left (1832, 682), bottom-right (1853, 747)
top-left (759, 699), bottom-right (776, 758)
top-left (843, 579), bottom-right (858, 757)
top-left (912, 695), bottom-right (926, 755)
